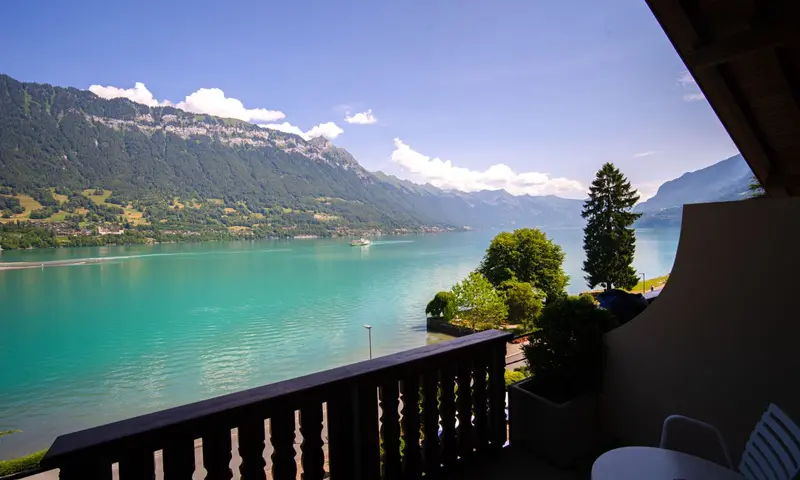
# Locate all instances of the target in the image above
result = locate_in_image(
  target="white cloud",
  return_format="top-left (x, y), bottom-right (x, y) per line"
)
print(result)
top-left (633, 150), bottom-right (661, 158)
top-left (633, 182), bottom-right (661, 203)
top-left (172, 88), bottom-right (285, 122)
top-left (258, 122), bottom-right (306, 137)
top-left (259, 121), bottom-right (343, 140)
top-left (678, 71), bottom-right (705, 102)
top-left (344, 109), bottom-right (377, 124)
top-left (390, 139), bottom-right (585, 198)
top-left (89, 82), bottom-right (286, 122)
top-left (89, 81), bottom-right (349, 140)
top-left (89, 82), bottom-right (161, 107)
top-left (306, 122), bottom-right (344, 139)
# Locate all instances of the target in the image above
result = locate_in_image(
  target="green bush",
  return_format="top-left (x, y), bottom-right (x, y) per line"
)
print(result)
top-left (425, 291), bottom-right (457, 321)
top-left (0, 450), bottom-right (47, 476)
top-left (523, 295), bottom-right (616, 402)
top-left (499, 280), bottom-right (543, 330)
top-left (504, 369), bottom-right (527, 386)
top-left (451, 272), bottom-right (507, 330)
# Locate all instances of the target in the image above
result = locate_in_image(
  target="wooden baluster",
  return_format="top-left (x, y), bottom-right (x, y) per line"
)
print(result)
top-left (421, 371), bottom-right (441, 476)
top-left (456, 358), bottom-right (474, 459)
top-left (439, 364), bottom-right (457, 467)
top-left (163, 439), bottom-right (196, 479)
top-left (203, 428), bottom-right (233, 480)
top-left (356, 384), bottom-right (381, 480)
top-left (472, 353), bottom-right (490, 452)
top-left (380, 381), bottom-right (402, 480)
top-left (238, 420), bottom-right (267, 480)
top-left (270, 411), bottom-right (297, 480)
top-left (400, 375), bottom-right (422, 479)
top-left (300, 403), bottom-right (325, 480)
top-left (119, 449), bottom-right (156, 480)
top-left (488, 341), bottom-right (507, 450)
top-left (327, 389), bottom-right (356, 480)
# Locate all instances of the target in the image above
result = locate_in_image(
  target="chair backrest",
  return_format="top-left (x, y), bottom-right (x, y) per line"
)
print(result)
top-left (739, 404), bottom-right (800, 480)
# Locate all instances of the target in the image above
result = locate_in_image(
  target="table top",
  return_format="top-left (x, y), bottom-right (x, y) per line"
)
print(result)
top-left (592, 446), bottom-right (744, 480)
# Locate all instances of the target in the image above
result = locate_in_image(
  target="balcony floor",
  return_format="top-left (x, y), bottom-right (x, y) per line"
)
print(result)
top-left (441, 447), bottom-right (589, 480)
top-left (24, 447), bottom-right (588, 480)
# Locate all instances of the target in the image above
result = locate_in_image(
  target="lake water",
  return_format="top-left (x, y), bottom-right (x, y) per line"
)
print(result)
top-left (0, 228), bottom-right (680, 458)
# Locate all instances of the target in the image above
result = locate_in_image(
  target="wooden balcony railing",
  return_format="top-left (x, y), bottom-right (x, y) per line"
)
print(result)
top-left (39, 329), bottom-right (512, 479)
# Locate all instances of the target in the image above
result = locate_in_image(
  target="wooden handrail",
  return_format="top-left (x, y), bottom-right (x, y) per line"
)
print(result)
top-left (41, 329), bottom-right (512, 479)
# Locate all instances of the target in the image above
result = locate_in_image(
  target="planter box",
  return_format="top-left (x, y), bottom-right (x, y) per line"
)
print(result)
top-left (508, 377), bottom-right (600, 468)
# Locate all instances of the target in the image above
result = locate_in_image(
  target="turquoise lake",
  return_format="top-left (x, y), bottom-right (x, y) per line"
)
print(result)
top-left (0, 228), bottom-right (680, 458)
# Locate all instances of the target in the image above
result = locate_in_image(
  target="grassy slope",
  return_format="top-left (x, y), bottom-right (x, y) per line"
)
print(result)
top-left (0, 189), bottom-right (155, 226)
top-left (627, 274), bottom-right (670, 293)
top-left (0, 194), bottom-right (42, 223)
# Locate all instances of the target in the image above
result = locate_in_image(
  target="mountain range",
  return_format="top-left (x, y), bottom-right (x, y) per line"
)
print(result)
top-left (634, 154), bottom-right (753, 227)
top-left (0, 73), bottom-right (755, 237)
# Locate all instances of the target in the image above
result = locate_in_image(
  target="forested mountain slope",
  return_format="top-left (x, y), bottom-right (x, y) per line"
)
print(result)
top-left (0, 74), bottom-right (588, 238)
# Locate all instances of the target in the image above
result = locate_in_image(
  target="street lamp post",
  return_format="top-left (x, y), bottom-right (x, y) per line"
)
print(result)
top-left (640, 272), bottom-right (646, 294)
top-left (363, 324), bottom-right (372, 359)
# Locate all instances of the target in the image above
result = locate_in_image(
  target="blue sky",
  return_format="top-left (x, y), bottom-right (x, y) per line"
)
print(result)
top-left (1, 0), bottom-right (738, 199)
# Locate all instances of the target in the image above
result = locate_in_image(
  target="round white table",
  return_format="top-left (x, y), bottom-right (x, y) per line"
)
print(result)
top-left (592, 446), bottom-right (744, 480)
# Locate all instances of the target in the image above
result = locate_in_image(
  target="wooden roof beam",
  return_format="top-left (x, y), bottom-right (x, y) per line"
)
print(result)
top-left (686, 26), bottom-right (800, 70)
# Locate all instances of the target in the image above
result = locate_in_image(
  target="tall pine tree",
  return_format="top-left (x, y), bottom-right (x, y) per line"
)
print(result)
top-left (582, 163), bottom-right (641, 290)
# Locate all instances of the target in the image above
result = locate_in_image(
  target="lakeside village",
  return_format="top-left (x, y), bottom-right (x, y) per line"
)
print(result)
top-left (0, 187), bottom-right (453, 251)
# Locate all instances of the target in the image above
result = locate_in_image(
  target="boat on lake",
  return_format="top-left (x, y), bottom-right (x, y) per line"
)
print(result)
top-left (350, 238), bottom-right (372, 246)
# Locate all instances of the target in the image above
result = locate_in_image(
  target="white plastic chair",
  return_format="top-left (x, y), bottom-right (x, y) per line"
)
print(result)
top-left (660, 403), bottom-right (800, 480)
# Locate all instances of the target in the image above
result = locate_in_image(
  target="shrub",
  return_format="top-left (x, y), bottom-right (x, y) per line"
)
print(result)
top-left (425, 291), bottom-right (457, 321)
top-left (0, 449), bottom-right (47, 476)
top-left (504, 369), bottom-right (527, 387)
top-left (523, 295), bottom-right (616, 402)
top-left (499, 280), bottom-right (543, 330)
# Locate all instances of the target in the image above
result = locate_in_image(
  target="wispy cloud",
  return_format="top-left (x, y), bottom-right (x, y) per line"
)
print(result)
top-left (390, 139), bottom-right (585, 198)
top-left (677, 70), bottom-right (705, 102)
top-left (344, 109), bottom-right (377, 125)
top-left (683, 93), bottom-right (706, 102)
top-left (632, 150), bottom-right (661, 158)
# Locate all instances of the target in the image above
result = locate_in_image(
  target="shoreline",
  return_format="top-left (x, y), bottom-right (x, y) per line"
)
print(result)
top-left (0, 258), bottom-right (109, 271)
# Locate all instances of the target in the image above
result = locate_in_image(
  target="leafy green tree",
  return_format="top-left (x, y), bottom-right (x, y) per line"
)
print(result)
top-left (451, 272), bottom-right (507, 330)
top-left (477, 228), bottom-right (568, 301)
top-left (582, 163), bottom-right (641, 290)
top-left (499, 280), bottom-right (543, 330)
top-left (425, 291), bottom-right (457, 321)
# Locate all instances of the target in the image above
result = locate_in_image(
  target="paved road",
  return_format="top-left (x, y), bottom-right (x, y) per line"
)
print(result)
top-left (505, 343), bottom-right (526, 371)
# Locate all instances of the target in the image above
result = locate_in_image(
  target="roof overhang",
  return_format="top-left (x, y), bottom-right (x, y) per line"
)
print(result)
top-left (646, 0), bottom-right (800, 197)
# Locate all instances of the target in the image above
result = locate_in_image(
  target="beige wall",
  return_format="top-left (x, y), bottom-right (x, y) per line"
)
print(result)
top-left (602, 198), bottom-right (800, 462)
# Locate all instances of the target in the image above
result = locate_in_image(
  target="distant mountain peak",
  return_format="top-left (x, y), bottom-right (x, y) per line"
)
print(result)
top-left (635, 153), bottom-right (751, 227)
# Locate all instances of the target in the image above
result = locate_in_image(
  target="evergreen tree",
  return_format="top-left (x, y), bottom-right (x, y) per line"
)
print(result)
top-left (582, 163), bottom-right (641, 290)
